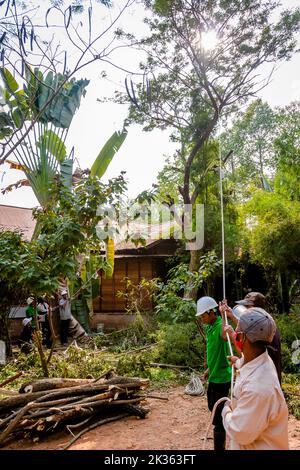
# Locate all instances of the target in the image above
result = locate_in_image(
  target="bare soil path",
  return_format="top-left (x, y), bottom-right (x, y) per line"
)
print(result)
top-left (2, 385), bottom-right (300, 451)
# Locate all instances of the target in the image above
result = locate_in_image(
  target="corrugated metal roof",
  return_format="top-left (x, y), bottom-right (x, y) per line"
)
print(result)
top-left (0, 204), bottom-right (36, 241)
top-left (9, 307), bottom-right (27, 318)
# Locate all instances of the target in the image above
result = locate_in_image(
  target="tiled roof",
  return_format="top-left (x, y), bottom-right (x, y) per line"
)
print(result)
top-left (0, 204), bottom-right (35, 241)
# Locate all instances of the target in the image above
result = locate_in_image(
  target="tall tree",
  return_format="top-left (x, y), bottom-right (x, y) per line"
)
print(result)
top-left (117, 0), bottom-right (300, 288)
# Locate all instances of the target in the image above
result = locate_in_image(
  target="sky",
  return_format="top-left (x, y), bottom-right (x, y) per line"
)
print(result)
top-left (1, 0), bottom-right (300, 208)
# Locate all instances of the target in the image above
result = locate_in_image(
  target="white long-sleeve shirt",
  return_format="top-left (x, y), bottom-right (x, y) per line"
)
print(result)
top-left (59, 298), bottom-right (72, 320)
top-left (222, 350), bottom-right (289, 450)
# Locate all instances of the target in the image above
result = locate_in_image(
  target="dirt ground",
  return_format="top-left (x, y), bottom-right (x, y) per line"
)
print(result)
top-left (2, 385), bottom-right (300, 451)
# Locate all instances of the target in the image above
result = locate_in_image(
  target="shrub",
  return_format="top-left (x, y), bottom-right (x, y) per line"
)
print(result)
top-left (274, 313), bottom-right (300, 373)
top-left (282, 373), bottom-right (300, 420)
top-left (155, 322), bottom-right (204, 368)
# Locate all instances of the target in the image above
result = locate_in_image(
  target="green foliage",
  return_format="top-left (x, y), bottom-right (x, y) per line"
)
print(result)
top-left (154, 253), bottom-right (221, 323)
top-left (272, 314), bottom-right (300, 374)
top-left (36, 71), bottom-right (90, 128)
top-left (274, 102), bottom-right (300, 201)
top-left (244, 191), bottom-right (300, 271)
top-left (95, 314), bottom-right (158, 353)
top-left (117, 278), bottom-right (159, 316)
top-left (221, 100), bottom-right (276, 198)
top-left (282, 374), bottom-right (300, 420)
top-left (37, 130), bottom-right (67, 163)
top-left (0, 111), bottom-right (14, 138)
top-left (275, 313), bottom-right (300, 346)
top-left (0, 173), bottom-right (127, 350)
top-left (155, 322), bottom-right (203, 368)
top-left (116, 353), bottom-right (152, 377)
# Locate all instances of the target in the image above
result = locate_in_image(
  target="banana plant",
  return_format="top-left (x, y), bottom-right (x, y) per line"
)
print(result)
top-left (0, 66), bottom-right (89, 208)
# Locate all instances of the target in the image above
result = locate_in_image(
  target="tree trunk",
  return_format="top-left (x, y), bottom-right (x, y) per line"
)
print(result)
top-left (0, 311), bottom-right (11, 358)
top-left (32, 330), bottom-right (49, 378)
top-left (19, 378), bottom-right (94, 394)
top-left (184, 249), bottom-right (201, 300)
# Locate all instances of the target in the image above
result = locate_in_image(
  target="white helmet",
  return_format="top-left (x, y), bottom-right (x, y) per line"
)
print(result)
top-left (232, 305), bottom-right (247, 320)
top-left (196, 296), bottom-right (218, 316)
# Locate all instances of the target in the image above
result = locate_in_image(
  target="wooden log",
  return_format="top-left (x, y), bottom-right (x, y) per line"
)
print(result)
top-left (149, 362), bottom-right (189, 369)
top-left (19, 378), bottom-right (94, 394)
top-left (93, 369), bottom-right (115, 383)
top-left (0, 389), bottom-right (19, 396)
top-left (0, 379), bottom-right (149, 414)
top-left (0, 394), bottom-right (98, 446)
top-left (0, 395), bottom-right (84, 429)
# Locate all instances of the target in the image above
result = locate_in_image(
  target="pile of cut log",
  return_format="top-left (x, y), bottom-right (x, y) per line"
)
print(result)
top-left (0, 373), bottom-right (150, 448)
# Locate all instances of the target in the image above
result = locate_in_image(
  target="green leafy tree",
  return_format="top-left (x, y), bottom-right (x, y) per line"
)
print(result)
top-left (243, 191), bottom-right (300, 311)
top-left (154, 252), bottom-right (221, 323)
top-left (0, 173), bottom-right (126, 359)
top-left (274, 102), bottom-right (300, 201)
top-left (116, 0), bottom-right (300, 286)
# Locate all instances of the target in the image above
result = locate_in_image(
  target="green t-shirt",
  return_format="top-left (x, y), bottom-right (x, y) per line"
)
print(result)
top-left (205, 316), bottom-right (231, 384)
top-left (26, 305), bottom-right (37, 328)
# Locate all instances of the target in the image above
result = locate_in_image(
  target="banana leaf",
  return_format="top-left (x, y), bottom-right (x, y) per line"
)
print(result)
top-left (37, 130), bottom-right (67, 162)
top-left (90, 128), bottom-right (128, 178)
top-left (37, 72), bottom-right (90, 128)
top-left (0, 68), bottom-right (19, 93)
top-left (0, 111), bottom-right (14, 138)
top-left (60, 158), bottom-right (73, 188)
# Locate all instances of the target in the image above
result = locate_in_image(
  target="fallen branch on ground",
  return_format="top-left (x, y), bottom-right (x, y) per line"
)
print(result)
top-left (0, 372), bottom-right (23, 388)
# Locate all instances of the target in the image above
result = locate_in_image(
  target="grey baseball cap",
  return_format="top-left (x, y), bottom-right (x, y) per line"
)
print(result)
top-left (238, 307), bottom-right (276, 343)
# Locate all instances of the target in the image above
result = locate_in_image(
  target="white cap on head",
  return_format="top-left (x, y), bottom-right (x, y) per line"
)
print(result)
top-left (232, 305), bottom-right (247, 320)
top-left (196, 296), bottom-right (218, 316)
top-left (22, 317), bottom-right (32, 326)
top-left (26, 297), bottom-right (34, 305)
top-left (61, 290), bottom-right (68, 296)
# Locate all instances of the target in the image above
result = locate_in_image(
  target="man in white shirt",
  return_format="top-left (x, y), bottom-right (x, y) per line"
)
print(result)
top-left (37, 296), bottom-right (51, 348)
top-left (222, 308), bottom-right (289, 450)
top-left (59, 290), bottom-right (72, 346)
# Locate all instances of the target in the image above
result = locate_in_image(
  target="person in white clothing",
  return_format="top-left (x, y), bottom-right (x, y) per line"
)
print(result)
top-left (221, 307), bottom-right (289, 450)
top-left (37, 296), bottom-right (52, 348)
top-left (59, 290), bottom-right (72, 346)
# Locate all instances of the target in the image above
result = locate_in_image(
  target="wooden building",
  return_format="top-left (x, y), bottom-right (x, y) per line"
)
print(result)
top-left (91, 238), bottom-right (178, 331)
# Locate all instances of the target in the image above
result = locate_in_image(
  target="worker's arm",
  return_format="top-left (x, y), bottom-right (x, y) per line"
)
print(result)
top-left (219, 300), bottom-right (238, 326)
top-left (222, 388), bottom-right (272, 446)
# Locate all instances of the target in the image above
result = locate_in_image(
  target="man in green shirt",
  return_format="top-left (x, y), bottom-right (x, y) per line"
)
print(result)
top-left (196, 296), bottom-right (231, 450)
top-left (25, 297), bottom-right (37, 330)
